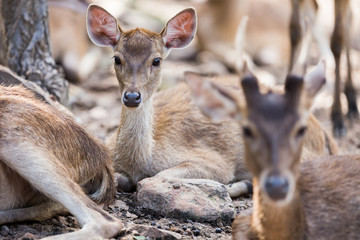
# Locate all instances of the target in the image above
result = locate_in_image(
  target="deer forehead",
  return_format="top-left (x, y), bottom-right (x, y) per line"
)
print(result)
top-left (116, 29), bottom-right (163, 60)
top-left (247, 93), bottom-right (299, 135)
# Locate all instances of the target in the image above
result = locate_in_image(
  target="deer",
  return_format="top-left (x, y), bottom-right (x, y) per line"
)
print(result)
top-left (86, 4), bottom-right (338, 197)
top-left (48, 0), bottom-right (104, 83)
top-left (0, 84), bottom-right (123, 239)
top-left (289, 0), bottom-right (359, 137)
top-left (187, 60), bottom-right (360, 240)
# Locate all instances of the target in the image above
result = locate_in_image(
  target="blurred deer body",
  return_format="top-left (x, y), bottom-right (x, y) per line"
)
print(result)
top-left (188, 61), bottom-right (360, 240)
top-left (87, 5), bottom-right (338, 196)
top-left (196, 0), bottom-right (292, 81)
top-left (290, 0), bottom-right (359, 137)
top-left (48, 0), bottom-right (105, 83)
top-left (0, 85), bottom-right (123, 239)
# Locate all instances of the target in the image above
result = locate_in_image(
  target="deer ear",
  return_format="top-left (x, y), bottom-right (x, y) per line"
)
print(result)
top-left (86, 4), bottom-right (121, 48)
top-left (185, 72), bottom-right (240, 121)
top-left (302, 60), bottom-right (326, 108)
top-left (161, 8), bottom-right (197, 52)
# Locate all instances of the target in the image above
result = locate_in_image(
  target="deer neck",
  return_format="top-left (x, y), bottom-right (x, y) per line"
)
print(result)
top-left (251, 178), bottom-right (306, 240)
top-left (114, 97), bottom-right (154, 179)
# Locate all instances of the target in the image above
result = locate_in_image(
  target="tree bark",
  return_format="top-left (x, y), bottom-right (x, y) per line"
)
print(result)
top-left (0, 0), bottom-right (68, 105)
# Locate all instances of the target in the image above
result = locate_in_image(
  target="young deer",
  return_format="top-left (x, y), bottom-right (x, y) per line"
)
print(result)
top-left (86, 4), bottom-right (338, 197)
top-left (188, 61), bottom-right (360, 240)
top-left (290, 0), bottom-right (359, 137)
top-left (0, 85), bottom-right (123, 239)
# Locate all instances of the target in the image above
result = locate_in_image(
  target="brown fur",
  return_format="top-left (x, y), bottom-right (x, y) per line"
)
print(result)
top-left (0, 85), bottom-right (123, 239)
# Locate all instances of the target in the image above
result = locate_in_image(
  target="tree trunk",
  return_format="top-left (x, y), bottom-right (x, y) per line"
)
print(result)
top-left (0, 0), bottom-right (68, 105)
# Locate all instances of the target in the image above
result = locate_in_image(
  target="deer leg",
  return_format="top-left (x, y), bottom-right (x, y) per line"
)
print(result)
top-left (0, 201), bottom-right (66, 225)
top-left (1, 144), bottom-right (123, 239)
top-left (343, 9), bottom-right (359, 119)
top-left (226, 180), bottom-right (253, 198)
top-left (155, 155), bottom-right (252, 196)
top-left (331, 16), bottom-right (346, 137)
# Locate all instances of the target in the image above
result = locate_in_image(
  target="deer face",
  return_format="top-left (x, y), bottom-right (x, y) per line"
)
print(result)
top-left (86, 5), bottom-right (197, 108)
top-left (240, 62), bottom-right (326, 205)
top-left (241, 75), bottom-right (307, 204)
top-left (113, 29), bottom-right (164, 108)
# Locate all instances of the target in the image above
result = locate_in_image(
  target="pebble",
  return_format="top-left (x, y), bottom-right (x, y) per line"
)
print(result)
top-left (193, 229), bottom-right (200, 236)
top-left (182, 225), bottom-right (187, 231)
top-left (215, 228), bottom-right (222, 233)
top-left (0, 226), bottom-right (10, 236)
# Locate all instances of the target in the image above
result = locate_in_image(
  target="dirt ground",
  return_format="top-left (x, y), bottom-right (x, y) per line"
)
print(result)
top-left (2, 0), bottom-right (360, 239)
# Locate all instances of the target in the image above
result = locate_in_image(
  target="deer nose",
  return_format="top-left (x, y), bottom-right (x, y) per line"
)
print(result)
top-left (123, 92), bottom-right (141, 107)
top-left (265, 174), bottom-right (289, 201)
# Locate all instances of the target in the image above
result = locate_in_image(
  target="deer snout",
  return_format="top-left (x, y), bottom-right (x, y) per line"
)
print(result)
top-left (264, 174), bottom-right (289, 201)
top-left (123, 91), bottom-right (142, 108)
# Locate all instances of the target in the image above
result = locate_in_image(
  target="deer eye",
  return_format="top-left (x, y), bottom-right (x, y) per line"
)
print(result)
top-left (114, 56), bottom-right (121, 65)
top-left (152, 58), bottom-right (161, 67)
top-left (296, 126), bottom-right (307, 138)
top-left (242, 126), bottom-right (253, 138)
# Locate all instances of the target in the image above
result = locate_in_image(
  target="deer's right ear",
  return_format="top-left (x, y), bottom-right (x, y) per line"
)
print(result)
top-left (86, 4), bottom-right (121, 48)
top-left (161, 8), bottom-right (197, 54)
top-left (185, 72), bottom-right (240, 121)
top-left (302, 60), bottom-right (326, 108)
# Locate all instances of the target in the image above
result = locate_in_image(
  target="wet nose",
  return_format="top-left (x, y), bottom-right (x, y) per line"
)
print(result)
top-left (123, 92), bottom-right (141, 107)
top-left (265, 174), bottom-right (289, 201)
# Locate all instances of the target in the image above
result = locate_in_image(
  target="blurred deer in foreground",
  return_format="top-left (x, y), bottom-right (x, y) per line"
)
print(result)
top-left (189, 61), bottom-right (360, 240)
top-left (0, 84), bottom-right (123, 239)
top-left (86, 5), bottom-right (337, 197)
top-left (290, 0), bottom-right (358, 137)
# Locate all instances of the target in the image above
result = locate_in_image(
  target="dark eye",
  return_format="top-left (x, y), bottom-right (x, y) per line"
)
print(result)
top-left (152, 58), bottom-right (161, 67)
top-left (242, 126), bottom-right (253, 138)
top-left (114, 56), bottom-right (121, 65)
top-left (296, 126), bottom-right (307, 138)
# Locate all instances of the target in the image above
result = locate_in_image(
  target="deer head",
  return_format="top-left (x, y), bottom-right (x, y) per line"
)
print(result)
top-left (187, 60), bottom-right (326, 205)
top-left (86, 4), bottom-right (197, 108)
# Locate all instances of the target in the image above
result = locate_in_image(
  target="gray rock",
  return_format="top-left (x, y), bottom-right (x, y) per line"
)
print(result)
top-left (136, 177), bottom-right (234, 226)
top-left (127, 224), bottom-right (182, 240)
top-left (0, 225), bottom-right (10, 236)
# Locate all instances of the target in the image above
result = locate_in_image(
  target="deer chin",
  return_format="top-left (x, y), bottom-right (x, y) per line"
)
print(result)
top-left (259, 170), bottom-right (296, 207)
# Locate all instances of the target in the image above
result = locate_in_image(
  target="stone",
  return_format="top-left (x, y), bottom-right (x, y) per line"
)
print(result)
top-left (0, 225), bottom-right (10, 236)
top-left (128, 224), bottom-right (182, 240)
top-left (136, 177), bottom-right (234, 226)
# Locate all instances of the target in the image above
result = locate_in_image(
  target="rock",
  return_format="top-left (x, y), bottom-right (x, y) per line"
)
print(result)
top-left (136, 177), bottom-right (234, 226)
top-left (109, 199), bottom-right (129, 212)
top-left (128, 224), bottom-right (182, 240)
top-left (19, 232), bottom-right (36, 240)
top-left (0, 225), bottom-right (10, 236)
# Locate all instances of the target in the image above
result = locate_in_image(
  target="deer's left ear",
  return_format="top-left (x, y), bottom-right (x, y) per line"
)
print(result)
top-left (161, 8), bottom-right (197, 55)
top-left (302, 60), bottom-right (326, 108)
top-left (86, 4), bottom-right (121, 48)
